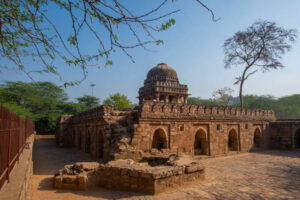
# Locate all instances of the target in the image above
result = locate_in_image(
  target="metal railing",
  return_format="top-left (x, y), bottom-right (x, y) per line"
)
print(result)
top-left (0, 105), bottom-right (34, 189)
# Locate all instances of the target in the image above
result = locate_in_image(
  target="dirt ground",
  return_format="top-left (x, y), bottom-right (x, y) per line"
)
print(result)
top-left (31, 137), bottom-right (300, 200)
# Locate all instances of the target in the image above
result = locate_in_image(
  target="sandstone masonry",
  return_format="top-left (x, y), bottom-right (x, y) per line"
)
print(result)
top-left (56, 63), bottom-right (280, 161)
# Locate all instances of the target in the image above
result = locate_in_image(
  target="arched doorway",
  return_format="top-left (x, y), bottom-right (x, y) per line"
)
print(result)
top-left (152, 129), bottom-right (167, 150)
top-left (295, 129), bottom-right (300, 149)
top-left (228, 129), bottom-right (238, 151)
top-left (98, 131), bottom-right (104, 158)
top-left (85, 131), bottom-right (91, 153)
top-left (253, 128), bottom-right (262, 147)
top-left (194, 129), bottom-right (207, 155)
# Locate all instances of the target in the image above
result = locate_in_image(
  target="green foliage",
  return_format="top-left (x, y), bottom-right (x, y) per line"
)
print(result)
top-left (103, 93), bottom-right (132, 110)
top-left (160, 18), bottom-right (176, 31)
top-left (0, 81), bottom-right (69, 132)
top-left (187, 97), bottom-right (219, 106)
top-left (76, 95), bottom-right (99, 110)
top-left (1, 102), bottom-right (32, 120)
top-left (1, 0), bottom-right (212, 84)
top-left (189, 94), bottom-right (300, 119)
top-left (242, 95), bottom-right (300, 118)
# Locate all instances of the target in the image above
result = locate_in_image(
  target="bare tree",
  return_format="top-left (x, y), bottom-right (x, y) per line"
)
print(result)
top-left (0, 0), bottom-right (218, 86)
top-left (223, 20), bottom-right (297, 109)
top-left (212, 87), bottom-right (234, 105)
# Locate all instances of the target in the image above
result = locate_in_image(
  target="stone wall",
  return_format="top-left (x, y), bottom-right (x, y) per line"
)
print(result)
top-left (269, 119), bottom-right (300, 149)
top-left (132, 101), bottom-right (273, 156)
top-left (57, 102), bottom-right (275, 160)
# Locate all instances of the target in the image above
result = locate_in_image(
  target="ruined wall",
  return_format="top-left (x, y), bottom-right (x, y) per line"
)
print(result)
top-left (57, 105), bottom-right (136, 160)
top-left (269, 119), bottom-right (300, 149)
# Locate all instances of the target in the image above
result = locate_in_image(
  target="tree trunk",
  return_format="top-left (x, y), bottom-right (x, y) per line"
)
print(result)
top-left (239, 79), bottom-right (244, 109)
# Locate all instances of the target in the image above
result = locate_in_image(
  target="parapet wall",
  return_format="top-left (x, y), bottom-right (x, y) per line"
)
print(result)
top-left (138, 101), bottom-right (275, 121)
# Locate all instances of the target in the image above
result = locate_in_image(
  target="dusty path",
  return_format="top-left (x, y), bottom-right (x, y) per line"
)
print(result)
top-left (31, 137), bottom-right (300, 200)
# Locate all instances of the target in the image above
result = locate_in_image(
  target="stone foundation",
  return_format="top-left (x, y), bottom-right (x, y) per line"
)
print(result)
top-left (98, 159), bottom-right (204, 194)
top-left (53, 155), bottom-right (205, 194)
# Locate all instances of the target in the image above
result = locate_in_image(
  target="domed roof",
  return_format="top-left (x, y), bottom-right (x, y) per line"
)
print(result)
top-left (146, 63), bottom-right (179, 83)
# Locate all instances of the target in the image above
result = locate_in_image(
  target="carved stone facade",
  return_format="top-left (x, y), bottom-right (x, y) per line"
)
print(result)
top-left (56, 63), bottom-right (284, 161)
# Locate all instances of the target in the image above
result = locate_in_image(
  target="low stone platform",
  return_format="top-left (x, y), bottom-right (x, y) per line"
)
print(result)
top-left (98, 158), bottom-right (204, 194)
top-left (53, 155), bottom-right (205, 194)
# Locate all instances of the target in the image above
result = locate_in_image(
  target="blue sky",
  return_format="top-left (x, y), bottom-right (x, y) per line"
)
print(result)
top-left (1, 0), bottom-right (300, 104)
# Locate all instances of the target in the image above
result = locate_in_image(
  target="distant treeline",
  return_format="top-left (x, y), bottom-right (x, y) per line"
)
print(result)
top-left (188, 95), bottom-right (300, 119)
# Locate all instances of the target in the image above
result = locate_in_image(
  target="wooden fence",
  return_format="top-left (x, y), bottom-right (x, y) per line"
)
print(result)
top-left (0, 105), bottom-right (34, 189)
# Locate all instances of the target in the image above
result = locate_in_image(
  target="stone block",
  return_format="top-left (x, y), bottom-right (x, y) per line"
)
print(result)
top-left (62, 175), bottom-right (77, 184)
top-left (53, 176), bottom-right (62, 189)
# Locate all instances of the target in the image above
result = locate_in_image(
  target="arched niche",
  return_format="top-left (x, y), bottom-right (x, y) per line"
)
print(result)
top-left (152, 128), bottom-right (168, 150)
top-left (253, 128), bottom-right (262, 148)
top-left (228, 129), bottom-right (238, 151)
top-left (194, 129), bottom-right (208, 155)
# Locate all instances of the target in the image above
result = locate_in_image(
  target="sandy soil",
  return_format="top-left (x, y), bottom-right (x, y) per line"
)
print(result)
top-left (31, 137), bottom-right (300, 200)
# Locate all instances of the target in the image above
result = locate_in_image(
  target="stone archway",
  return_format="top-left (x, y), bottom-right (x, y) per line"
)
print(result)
top-left (194, 129), bottom-right (208, 155)
top-left (295, 129), bottom-right (300, 149)
top-left (152, 128), bottom-right (167, 150)
top-left (254, 128), bottom-right (262, 147)
top-left (228, 129), bottom-right (238, 151)
top-left (85, 131), bottom-right (91, 153)
top-left (98, 131), bottom-right (104, 158)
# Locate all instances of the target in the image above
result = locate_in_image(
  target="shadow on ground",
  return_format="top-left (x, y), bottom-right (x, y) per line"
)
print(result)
top-left (250, 149), bottom-right (300, 158)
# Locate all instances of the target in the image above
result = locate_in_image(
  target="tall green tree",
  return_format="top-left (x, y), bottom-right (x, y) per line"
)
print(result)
top-left (76, 95), bottom-right (99, 109)
top-left (0, 81), bottom-right (68, 132)
top-left (103, 93), bottom-right (132, 110)
top-left (224, 20), bottom-right (297, 109)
